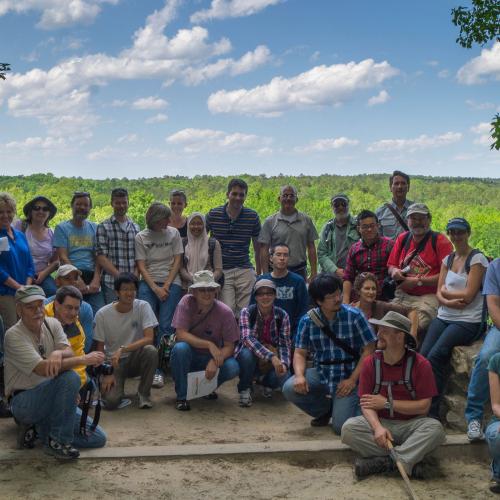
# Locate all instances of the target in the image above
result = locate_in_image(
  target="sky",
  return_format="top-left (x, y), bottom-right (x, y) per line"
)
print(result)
top-left (0, 0), bottom-right (499, 180)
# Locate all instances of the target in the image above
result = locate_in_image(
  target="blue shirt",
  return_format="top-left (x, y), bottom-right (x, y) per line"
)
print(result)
top-left (53, 220), bottom-right (97, 271)
top-left (484, 258), bottom-right (500, 297)
top-left (295, 305), bottom-right (376, 391)
top-left (206, 204), bottom-right (261, 269)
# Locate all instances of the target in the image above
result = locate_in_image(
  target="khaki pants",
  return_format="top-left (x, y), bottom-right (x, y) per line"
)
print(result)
top-left (392, 289), bottom-right (438, 332)
top-left (341, 415), bottom-right (445, 474)
top-left (0, 295), bottom-right (17, 331)
top-left (220, 268), bottom-right (256, 318)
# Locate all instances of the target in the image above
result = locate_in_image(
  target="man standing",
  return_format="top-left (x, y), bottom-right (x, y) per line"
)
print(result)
top-left (96, 188), bottom-right (140, 304)
top-left (170, 271), bottom-right (240, 411)
top-left (341, 311), bottom-right (445, 479)
top-left (206, 179), bottom-right (261, 317)
top-left (259, 185), bottom-right (318, 281)
top-left (54, 192), bottom-right (104, 315)
top-left (94, 273), bottom-right (158, 410)
top-left (343, 210), bottom-right (394, 303)
top-left (252, 244), bottom-right (309, 340)
top-left (376, 170), bottom-right (414, 240)
top-left (282, 274), bottom-right (376, 434)
top-left (318, 194), bottom-right (359, 277)
top-left (387, 203), bottom-right (453, 332)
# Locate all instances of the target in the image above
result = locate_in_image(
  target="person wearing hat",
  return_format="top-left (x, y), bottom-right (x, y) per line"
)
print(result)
top-left (236, 279), bottom-right (292, 407)
top-left (420, 217), bottom-right (489, 418)
top-left (375, 170), bottom-right (414, 240)
top-left (4, 285), bottom-right (107, 459)
top-left (318, 193), bottom-right (359, 277)
top-left (341, 311), bottom-right (445, 479)
top-left (13, 195), bottom-right (58, 298)
top-left (387, 203), bottom-right (453, 334)
top-left (170, 270), bottom-right (240, 411)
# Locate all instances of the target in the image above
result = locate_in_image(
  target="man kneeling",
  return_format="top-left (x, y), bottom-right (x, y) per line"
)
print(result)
top-left (341, 311), bottom-right (445, 479)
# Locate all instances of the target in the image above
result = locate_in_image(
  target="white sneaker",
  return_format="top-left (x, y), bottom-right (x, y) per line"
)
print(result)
top-left (239, 388), bottom-right (252, 407)
top-left (467, 419), bottom-right (484, 441)
top-left (152, 373), bottom-right (164, 389)
top-left (262, 387), bottom-right (273, 399)
top-left (138, 393), bottom-right (153, 409)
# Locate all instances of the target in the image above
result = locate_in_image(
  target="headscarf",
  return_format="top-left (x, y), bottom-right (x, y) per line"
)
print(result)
top-left (185, 212), bottom-right (209, 275)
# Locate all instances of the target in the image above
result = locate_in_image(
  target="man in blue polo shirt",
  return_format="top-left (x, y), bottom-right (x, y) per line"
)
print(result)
top-left (206, 179), bottom-right (261, 318)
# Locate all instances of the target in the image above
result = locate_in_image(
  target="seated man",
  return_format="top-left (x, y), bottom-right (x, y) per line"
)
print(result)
top-left (282, 273), bottom-right (376, 434)
top-left (94, 273), bottom-right (158, 410)
top-left (170, 270), bottom-right (240, 411)
top-left (341, 311), bottom-right (445, 479)
top-left (4, 285), bottom-right (106, 459)
top-left (236, 279), bottom-right (291, 407)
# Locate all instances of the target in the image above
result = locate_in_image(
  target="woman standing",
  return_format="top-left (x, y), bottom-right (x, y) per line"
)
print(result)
top-left (14, 196), bottom-right (59, 297)
top-left (168, 190), bottom-right (188, 238)
top-left (0, 193), bottom-right (35, 329)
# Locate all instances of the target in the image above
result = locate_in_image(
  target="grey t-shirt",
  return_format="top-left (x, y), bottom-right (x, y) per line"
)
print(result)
top-left (4, 317), bottom-right (69, 396)
top-left (93, 299), bottom-right (159, 359)
top-left (334, 223), bottom-right (348, 269)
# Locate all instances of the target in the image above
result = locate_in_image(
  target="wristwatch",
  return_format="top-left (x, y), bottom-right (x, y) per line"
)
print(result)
top-left (120, 345), bottom-right (128, 353)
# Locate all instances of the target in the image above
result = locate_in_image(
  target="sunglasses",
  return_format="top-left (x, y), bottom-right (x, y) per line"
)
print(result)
top-left (332, 200), bottom-right (347, 208)
top-left (32, 205), bottom-right (50, 212)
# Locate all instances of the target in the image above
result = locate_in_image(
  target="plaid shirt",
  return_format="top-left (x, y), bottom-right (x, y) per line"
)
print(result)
top-left (343, 236), bottom-right (394, 294)
top-left (295, 305), bottom-right (376, 392)
top-left (96, 215), bottom-right (140, 288)
top-left (235, 305), bottom-right (291, 368)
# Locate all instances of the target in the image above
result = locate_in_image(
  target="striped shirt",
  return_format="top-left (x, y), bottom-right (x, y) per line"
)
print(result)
top-left (295, 306), bottom-right (376, 392)
top-left (206, 204), bottom-right (261, 270)
top-left (96, 215), bottom-right (140, 288)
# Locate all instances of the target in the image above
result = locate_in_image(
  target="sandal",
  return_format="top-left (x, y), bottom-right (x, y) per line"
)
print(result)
top-left (175, 400), bottom-right (191, 411)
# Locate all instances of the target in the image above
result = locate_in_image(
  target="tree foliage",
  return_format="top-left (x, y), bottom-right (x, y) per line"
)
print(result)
top-left (0, 63), bottom-right (11, 80)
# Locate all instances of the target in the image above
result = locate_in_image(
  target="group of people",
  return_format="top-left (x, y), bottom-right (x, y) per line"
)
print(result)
top-left (0, 172), bottom-right (499, 493)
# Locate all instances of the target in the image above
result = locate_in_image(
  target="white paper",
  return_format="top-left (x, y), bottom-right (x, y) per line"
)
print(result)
top-left (0, 237), bottom-right (9, 252)
top-left (186, 369), bottom-right (219, 400)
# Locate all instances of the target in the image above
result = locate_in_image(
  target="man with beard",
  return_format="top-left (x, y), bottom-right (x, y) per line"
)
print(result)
top-left (96, 188), bottom-right (140, 304)
top-left (54, 192), bottom-right (104, 315)
top-left (318, 194), bottom-right (359, 278)
top-left (376, 171), bottom-right (414, 240)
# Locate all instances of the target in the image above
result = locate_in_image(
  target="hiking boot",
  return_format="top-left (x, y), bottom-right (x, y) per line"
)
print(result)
top-left (411, 461), bottom-right (426, 480)
top-left (45, 438), bottom-right (80, 460)
top-left (490, 479), bottom-right (500, 494)
top-left (239, 389), bottom-right (252, 407)
top-left (262, 387), bottom-right (273, 399)
top-left (467, 419), bottom-right (484, 442)
top-left (16, 423), bottom-right (37, 449)
top-left (310, 411), bottom-right (331, 427)
top-left (354, 456), bottom-right (394, 479)
top-left (152, 373), bottom-right (164, 389)
top-left (137, 393), bottom-right (153, 409)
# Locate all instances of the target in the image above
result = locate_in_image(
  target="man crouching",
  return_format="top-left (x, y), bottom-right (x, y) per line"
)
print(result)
top-left (341, 311), bottom-right (445, 479)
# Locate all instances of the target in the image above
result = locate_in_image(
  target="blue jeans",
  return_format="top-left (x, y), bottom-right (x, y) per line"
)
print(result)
top-left (465, 327), bottom-right (500, 423)
top-left (420, 318), bottom-right (480, 417)
top-left (84, 290), bottom-right (105, 317)
top-left (138, 281), bottom-right (183, 339)
top-left (486, 420), bottom-right (500, 480)
top-left (282, 367), bottom-right (360, 435)
top-left (39, 275), bottom-right (57, 298)
top-left (71, 406), bottom-right (107, 448)
top-left (170, 342), bottom-right (240, 400)
top-left (236, 347), bottom-right (290, 392)
top-left (10, 371), bottom-right (81, 445)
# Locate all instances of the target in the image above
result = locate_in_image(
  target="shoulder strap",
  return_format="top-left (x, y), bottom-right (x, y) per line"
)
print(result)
top-left (447, 252), bottom-right (456, 271)
top-left (384, 203), bottom-right (409, 232)
top-left (403, 349), bottom-right (417, 399)
top-left (431, 231), bottom-right (437, 253)
top-left (43, 319), bottom-right (55, 342)
top-left (248, 304), bottom-right (258, 329)
top-left (373, 351), bottom-right (383, 395)
top-left (208, 238), bottom-right (216, 267)
top-left (465, 249), bottom-right (481, 274)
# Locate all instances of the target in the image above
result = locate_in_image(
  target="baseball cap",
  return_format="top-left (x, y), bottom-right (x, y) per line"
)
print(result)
top-left (407, 203), bottom-right (430, 217)
top-left (56, 264), bottom-right (81, 279)
top-left (15, 285), bottom-right (46, 304)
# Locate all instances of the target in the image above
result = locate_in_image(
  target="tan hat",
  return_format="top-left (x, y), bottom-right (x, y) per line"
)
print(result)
top-left (369, 311), bottom-right (411, 335)
top-left (254, 279), bottom-right (276, 293)
top-left (189, 270), bottom-right (220, 290)
top-left (407, 203), bottom-right (430, 217)
top-left (56, 264), bottom-right (81, 279)
top-left (15, 285), bottom-right (46, 304)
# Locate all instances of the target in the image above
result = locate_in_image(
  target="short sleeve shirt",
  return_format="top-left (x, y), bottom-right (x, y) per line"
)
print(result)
top-left (375, 199), bottom-right (413, 240)
top-left (484, 258), bottom-right (500, 297)
top-left (488, 352), bottom-right (500, 423)
top-left (53, 220), bottom-right (97, 271)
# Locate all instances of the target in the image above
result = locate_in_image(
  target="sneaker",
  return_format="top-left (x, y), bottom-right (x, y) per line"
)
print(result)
top-left (152, 373), bottom-right (164, 389)
top-left (239, 389), bottom-right (252, 407)
top-left (45, 438), bottom-right (80, 460)
top-left (175, 399), bottom-right (190, 411)
top-left (490, 479), bottom-right (500, 494)
top-left (16, 423), bottom-right (37, 449)
top-left (137, 393), bottom-right (153, 409)
top-left (354, 456), bottom-right (394, 479)
top-left (262, 387), bottom-right (273, 399)
top-left (102, 398), bottom-right (131, 410)
top-left (467, 419), bottom-right (485, 442)
top-left (310, 411), bottom-right (331, 427)
top-left (203, 391), bottom-right (218, 400)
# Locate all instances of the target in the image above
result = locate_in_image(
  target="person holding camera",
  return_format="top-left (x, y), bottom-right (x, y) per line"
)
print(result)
top-left (94, 273), bottom-right (158, 410)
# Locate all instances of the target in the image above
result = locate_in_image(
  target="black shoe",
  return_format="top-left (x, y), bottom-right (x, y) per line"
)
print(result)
top-left (16, 423), bottom-right (37, 449)
top-left (310, 412), bottom-right (331, 427)
top-left (44, 438), bottom-right (80, 460)
top-left (354, 456), bottom-right (394, 479)
top-left (175, 400), bottom-right (191, 411)
top-left (203, 392), bottom-right (218, 400)
top-left (411, 461), bottom-right (426, 480)
top-left (0, 399), bottom-right (12, 418)
top-left (490, 479), bottom-right (500, 494)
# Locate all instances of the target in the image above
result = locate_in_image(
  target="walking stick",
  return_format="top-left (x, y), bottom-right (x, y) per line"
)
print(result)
top-left (387, 440), bottom-right (420, 500)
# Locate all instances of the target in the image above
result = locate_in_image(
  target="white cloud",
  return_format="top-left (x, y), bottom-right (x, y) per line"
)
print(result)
top-left (470, 121), bottom-right (491, 146)
top-left (166, 127), bottom-right (272, 153)
top-left (437, 69), bottom-right (449, 79)
top-left (4, 136), bottom-right (66, 150)
top-left (0, 0), bottom-right (119, 29)
top-left (146, 113), bottom-right (168, 124)
top-left (117, 133), bottom-right (138, 144)
top-left (427, 60), bottom-right (439, 67)
top-left (457, 41), bottom-right (500, 85)
top-left (310, 51), bottom-right (320, 62)
top-left (208, 59), bottom-right (399, 116)
top-left (367, 132), bottom-right (462, 152)
top-left (111, 99), bottom-right (128, 107)
top-left (465, 99), bottom-right (498, 111)
top-left (191, 0), bottom-right (282, 23)
top-left (367, 89), bottom-right (390, 107)
top-left (132, 96), bottom-right (168, 110)
top-left (295, 137), bottom-right (359, 153)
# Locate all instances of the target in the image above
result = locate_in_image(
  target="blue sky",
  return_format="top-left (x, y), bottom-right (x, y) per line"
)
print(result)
top-left (0, 0), bottom-right (499, 179)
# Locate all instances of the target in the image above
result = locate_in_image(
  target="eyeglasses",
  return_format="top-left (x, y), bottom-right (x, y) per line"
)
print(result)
top-left (360, 223), bottom-right (378, 231)
top-left (333, 201), bottom-right (347, 208)
top-left (281, 194), bottom-right (296, 199)
top-left (256, 291), bottom-right (275, 297)
top-left (32, 205), bottom-right (50, 212)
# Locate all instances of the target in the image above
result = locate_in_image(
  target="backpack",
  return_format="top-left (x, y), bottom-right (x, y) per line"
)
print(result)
top-left (372, 349), bottom-right (416, 418)
top-left (247, 304), bottom-right (284, 335)
top-left (401, 230), bottom-right (438, 254)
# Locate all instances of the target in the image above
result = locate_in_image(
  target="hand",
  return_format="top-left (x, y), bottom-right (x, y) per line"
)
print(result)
top-left (401, 276), bottom-right (419, 289)
top-left (154, 285), bottom-right (168, 302)
top-left (391, 269), bottom-right (406, 282)
top-left (271, 356), bottom-right (286, 375)
top-left (87, 280), bottom-right (101, 294)
top-left (85, 351), bottom-right (105, 367)
top-left (293, 374), bottom-right (309, 394)
top-left (101, 374), bottom-right (115, 393)
top-left (360, 393), bottom-right (387, 410)
top-left (205, 359), bottom-right (218, 380)
top-left (208, 343), bottom-right (224, 367)
top-left (336, 377), bottom-right (356, 397)
top-left (34, 271), bottom-right (47, 285)
top-left (45, 350), bottom-right (63, 377)
top-left (335, 268), bottom-right (344, 279)
top-left (75, 277), bottom-right (87, 294)
top-left (373, 426), bottom-right (393, 449)
top-left (110, 348), bottom-right (122, 369)
top-left (446, 298), bottom-right (467, 309)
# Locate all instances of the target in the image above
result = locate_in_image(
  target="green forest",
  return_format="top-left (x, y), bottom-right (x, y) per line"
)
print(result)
top-left (1, 173), bottom-right (499, 257)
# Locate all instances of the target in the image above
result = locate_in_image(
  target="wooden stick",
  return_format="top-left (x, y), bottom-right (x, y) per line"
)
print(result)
top-left (387, 441), bottom-right (420, 500)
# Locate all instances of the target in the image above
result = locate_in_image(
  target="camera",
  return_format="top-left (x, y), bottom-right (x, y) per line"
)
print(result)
top-left (87, 363), bottom-right (114, 378)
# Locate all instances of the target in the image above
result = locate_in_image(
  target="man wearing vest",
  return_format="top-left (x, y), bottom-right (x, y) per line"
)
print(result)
top-left (387, 203), bottom-right (453, 334)
top-left (236, 279), bottom-right (291, 407)
top-left (341, 311), bottom-right (445, 479)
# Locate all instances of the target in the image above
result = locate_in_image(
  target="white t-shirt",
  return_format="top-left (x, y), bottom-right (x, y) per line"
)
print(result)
top-left (93, 299), bottom-right (159, 359)
top-left (438, 253), bottom-right (489, 323)
top-left (135, 227), bottom-right (183, 284)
